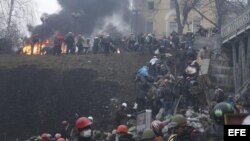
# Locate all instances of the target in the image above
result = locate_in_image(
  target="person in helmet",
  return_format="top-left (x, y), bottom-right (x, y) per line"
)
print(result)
top-left (114, 103), bottom-right (131, 128)
top-left (140, 129), bottom-right (156, 141)
top-left (53, 31), bottom-right (64, 56)
top-left (116, 124), bottom-right (135, 141)
top-left (167, 114), bottom-right (201, 141)
top-left (88, 116), bottom-right (93, 122)
top-left (203, 102), bottom-right (234, 141)
top-left (214, 87), bottom-right (225, 103)
top-left (75, 117), bottom-right (93, 141)
top-left (65, 32), bottom-right (75, 55)
top-left (150, 120), bottom-right (165, 141)
top-left (60, 120), bottom-right (72, 141)
top-left (211, 102), bottom-right (234, 125)
top-left (136, 65), bottom-right (150, 82)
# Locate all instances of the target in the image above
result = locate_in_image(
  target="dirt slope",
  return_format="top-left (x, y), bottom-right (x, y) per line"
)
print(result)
top-left (0, 53), bottom-right (151, 140)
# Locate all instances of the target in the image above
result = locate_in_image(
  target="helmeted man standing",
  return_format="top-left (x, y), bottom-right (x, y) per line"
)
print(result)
top-left (116, 124), bottom-right (135, 141)
top-left (53, 31), bottom-right (64, 56)
top-left (65, 32), bottom-right (75, 54)
top-left (114, 103), bottom-right (131, 128)
top-left (60, 120), bottom-right (72, 141)
top-left (167, 114), bottom-right (202, 141)
top-left (75, 117), bottom-right (93, 141)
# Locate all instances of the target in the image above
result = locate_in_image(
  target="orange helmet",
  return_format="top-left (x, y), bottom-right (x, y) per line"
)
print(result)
top-left (57, 138), bottom-right (65, 141)
top-left (75, 117), bottom-right (92, 129)
top-left (117, 125), bottom-right (128, 134)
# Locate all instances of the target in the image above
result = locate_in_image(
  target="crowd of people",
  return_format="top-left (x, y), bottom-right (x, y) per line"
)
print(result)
top-left (26, 29), bottom-right (195, 57)
top-left (24, 30), bottom-right (250, 141)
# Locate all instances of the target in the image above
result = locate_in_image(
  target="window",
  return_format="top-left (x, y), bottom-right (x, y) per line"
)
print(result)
top-left (169, 21), bottom-right (178, 33)
top-left (192, 19), bottom-right (201, 32)
top-left (146, 21), bottom-right (154, 33)
top-left (148, 0), bottom-right (154, 10)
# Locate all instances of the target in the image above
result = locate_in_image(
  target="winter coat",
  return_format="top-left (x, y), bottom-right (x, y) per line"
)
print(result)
top-left (74, 136), bottom-right (95, 141)
top-left (118, 133), bottom-right (135, 141)
top-left (167, 126), bottom-right (202, 141)
top-left (203, 123), bottom-right (224, 141)
top-left (114, 107), bottom-right (127, 127)
top-left (137, 66), bottom-right (149, 77)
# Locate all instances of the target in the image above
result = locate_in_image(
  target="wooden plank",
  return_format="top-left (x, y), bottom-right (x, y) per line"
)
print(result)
top-left (199, 59), bottom-right (210, 75)
top-left (224, 114), bottom-right (249, 125)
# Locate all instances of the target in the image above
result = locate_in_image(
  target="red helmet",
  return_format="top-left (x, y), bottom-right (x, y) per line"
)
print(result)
top-left (150, 120), bottom-right (164, 134)
top-left (75, 117), bottom-right (92, 129)
top-left (57, 138), bottom-right (65, 141)
top-left (117, 125), bottom-right (128, 133)
top-left (41, 133), bottom-right (51, 141)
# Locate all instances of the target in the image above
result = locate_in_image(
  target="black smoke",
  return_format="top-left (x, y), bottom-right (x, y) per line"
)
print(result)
top-left (32, 0), bottom-right (130, 39)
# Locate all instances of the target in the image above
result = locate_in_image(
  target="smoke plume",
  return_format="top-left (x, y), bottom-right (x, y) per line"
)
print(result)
top-left (31, 0), bottom-right (130, 38)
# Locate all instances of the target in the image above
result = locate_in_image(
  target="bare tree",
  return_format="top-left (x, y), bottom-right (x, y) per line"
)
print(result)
top-left (0, 0), bottom-right (35, 53)
top-left (174, 0), bottom-right (201, 34)
top-left (1, 0), bottom-right (35, 35)
top-left (193, 0), bottom-right (249, 33)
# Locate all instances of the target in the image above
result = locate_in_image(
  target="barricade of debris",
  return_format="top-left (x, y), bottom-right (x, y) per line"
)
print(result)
top-left (162, 107), bottom-right (211, 134)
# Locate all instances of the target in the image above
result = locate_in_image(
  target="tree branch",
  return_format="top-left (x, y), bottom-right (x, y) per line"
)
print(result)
top-left (236, 0), bottom-right (247, 9)
top-left (193, 7), bottom-right (217, 27)
top-left (181, 0), bottom-right (201, 31)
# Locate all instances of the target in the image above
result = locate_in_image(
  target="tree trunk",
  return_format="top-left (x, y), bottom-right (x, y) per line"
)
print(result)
top-left (174, 0), bottom-right (183, 34)
top-left (7, 0), bottom-right (15, 32)
top-left (215, 0), bottom-right (226, 34)
top-left (214, 0), bottom-right (226, 56)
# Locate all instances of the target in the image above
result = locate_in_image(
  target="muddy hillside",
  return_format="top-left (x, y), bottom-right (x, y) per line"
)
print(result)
top-left (0, 53), bottom-right (151, 140)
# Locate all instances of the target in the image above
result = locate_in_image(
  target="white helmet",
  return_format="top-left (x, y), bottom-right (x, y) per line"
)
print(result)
top-left (88, 116), bottom-right (93, 122)
top-left (242, 115), bottom-right (250, 125)
top-left (54, 133), bottom-right (61, 139)
top-left (122, 103), bottom-right (127, 108)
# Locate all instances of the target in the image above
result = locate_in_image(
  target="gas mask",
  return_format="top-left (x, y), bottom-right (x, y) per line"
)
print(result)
top-left (80, 129), bottom-right (92, 138)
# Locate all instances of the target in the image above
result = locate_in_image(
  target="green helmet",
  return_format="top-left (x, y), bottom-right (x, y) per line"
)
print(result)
top-left (212, 102), bottom-right (234, 125)
top-left (171, 114), bottom-right (187, 126)
top-left (142, 129), bottom-right (156, 140)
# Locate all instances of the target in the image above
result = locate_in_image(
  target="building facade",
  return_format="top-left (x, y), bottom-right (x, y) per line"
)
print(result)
top-left (132, 0), bottom-right (216, 37)
top-left (221, 8), bottom-right (250, 95)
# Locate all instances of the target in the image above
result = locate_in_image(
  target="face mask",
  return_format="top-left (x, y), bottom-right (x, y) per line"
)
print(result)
top-left (80, 129), bottom-right (92, 137)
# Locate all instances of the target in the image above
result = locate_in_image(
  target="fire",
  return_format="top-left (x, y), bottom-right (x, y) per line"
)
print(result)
top-left (22, 39), bottom-right (50, 55)
top-left (22, 38), bottom-right (69, 55)
top-left (61, 43), bottom-right (67, 54)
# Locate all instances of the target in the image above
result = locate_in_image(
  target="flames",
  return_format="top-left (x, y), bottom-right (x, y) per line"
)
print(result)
top-left (22, 39), bottom-right (50, 55)
top-left (22, 39), bottom-right (68, 55)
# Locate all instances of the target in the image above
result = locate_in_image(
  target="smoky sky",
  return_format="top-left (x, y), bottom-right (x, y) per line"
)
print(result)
top-left (32, 0), bottom-right (129, 38)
